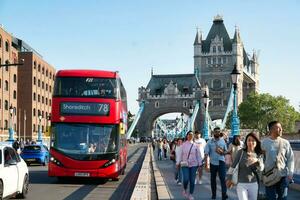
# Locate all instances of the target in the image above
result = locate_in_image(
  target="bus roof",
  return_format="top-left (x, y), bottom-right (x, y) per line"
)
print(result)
top-left (56, 70), bottom-right (119, 79)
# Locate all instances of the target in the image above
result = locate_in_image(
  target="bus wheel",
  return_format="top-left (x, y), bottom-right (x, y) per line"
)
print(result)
top-left (111, 177), bottom-right (119, 181)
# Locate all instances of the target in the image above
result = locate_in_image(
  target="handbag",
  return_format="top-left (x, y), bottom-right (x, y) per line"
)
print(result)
top-left (227, 150), bottom-right (244, 185)
top-left (180, 144), bottom-right (193, 167)
top-left (262, 138), bottom-right (284, 187)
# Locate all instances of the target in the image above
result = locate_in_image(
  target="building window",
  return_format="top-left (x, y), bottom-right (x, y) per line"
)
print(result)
top-left (227, 82), bottom-right (231, 88)
top-left (42, 96), bottom-right (44, 104)
top-left (42, 81), bottom-right (44, 89)
top-left (213, 98), bottom-right (222, 107)
top-left (38, 94), bottom-right (40, 102)
top-left (49, 99), bottom-right (52, 106)
top-left (212, 46), bottom-right (216, 53)
top-left (49, 86), bottom-right (52, 92)
top-left (46, 84), bottom-right (48, 91)
top-left (13, 90), bottom-right (17, 99)
top-left (33, 77), bottom-right (36, 85)
top-left (46, 98), bottom-right (48, 105)
top-left (5, 100), bottom-right (8, 110)
top-left (218, 46), bottom-right (222, 52)
top-left (0, 78), bottom-right (1, 88)
top-left (33, 108), bottom-right (36, 116)
top-left (33, 124), bottom-right (36, 132)
top-left (34, 61), bottom-right (36, 69)
top-left (38, 79), bottom-right (40, 87)
top-left (183, 100), bottom-right (188, 108)
top-left (50, 72), bottom-right (52, 78)
top-left (223, 57), bottom-right (226, 64)
top-left (5, 60), bottom-right (9, 71)
top-left (5, 80), bottom-right (8, 91)
top-left (33, 93), bottom-right (36, 101)
top-left (0, 37), bottom-right (2, 47)
top-left (38, 64), bottom-right (41, 72)
top-left (213, 79), bottom-right (222, 89)
top-left (5, 41), bottom-right (9, 52)
top-left (218, 57), bottom-right (222, 64)
top-left (155, 101), bottom-right (159, 108)
top-left (42, 67), bottom-right (44, 74)
top-left (208, 57), bottom-right (212, 65)
top-left (213, 57), bottom-right (216, 65)
top-left (46, 70), bottom-right (48, 77)
top-left (13, 74), bottom-right (17, 83)
top-left (4, 120), bottom-right (8, 129)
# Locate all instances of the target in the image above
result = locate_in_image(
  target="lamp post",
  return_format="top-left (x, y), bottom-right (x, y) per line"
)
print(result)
top-left (8, 105), bottom-right (14, 142)
top-left (230, 64), bottom-right (241, 136)
top-left (37, 113), bottom-right (43, 143)
top-left (180, 113), bottom-right (184, 138)
top-left (188, 105), bottom-right (193, 131)
top-left (202, 91), bottom-right (210, 140)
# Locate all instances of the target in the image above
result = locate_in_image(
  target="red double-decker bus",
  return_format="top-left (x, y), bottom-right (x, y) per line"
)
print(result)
top-left (48, 70), bottom-right (128, 180)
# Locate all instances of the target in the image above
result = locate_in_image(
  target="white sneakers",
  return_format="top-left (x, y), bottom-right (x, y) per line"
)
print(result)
top-left (194, 179), bottom-right (202, 185)
top-left (182, 191), bottom-right (195, 200)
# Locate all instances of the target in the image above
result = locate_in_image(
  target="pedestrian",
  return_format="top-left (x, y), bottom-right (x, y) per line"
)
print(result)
top-left (176, 131), bottom-right (202, 200)
top-left (12, 138), bottom-right (20, 152)
top-left (194, 130), bottom-right (206, 185)
top-left (204, 127), bottom-right (228, 200)
top-left (157, 139), bottom-right (163, 160)
top-left (226, 135), bottom-right (243, 167)
top-left (226, 132), bottom-right (264, 200)
top-left (162, 139), bottom-right (170, 160)
top-left (261, 121), bottom-right (294, 200)
top-left (20, 138), bottom-right (25, 151)
top-left (175, 138), bottom-right (183, 185)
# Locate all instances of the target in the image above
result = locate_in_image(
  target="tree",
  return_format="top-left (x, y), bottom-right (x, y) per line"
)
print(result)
top-left (226, 92), bottom-right (300, 134)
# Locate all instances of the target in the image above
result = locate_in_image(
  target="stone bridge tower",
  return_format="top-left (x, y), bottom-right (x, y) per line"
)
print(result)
top-left (194, 15), bottom-right (259, 120)
top-left (136, 73), bottom-right (204, 136)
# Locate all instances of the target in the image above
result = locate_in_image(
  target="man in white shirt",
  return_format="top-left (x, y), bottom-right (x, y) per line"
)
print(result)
top-left (194, 130), bottom-right (206, 184)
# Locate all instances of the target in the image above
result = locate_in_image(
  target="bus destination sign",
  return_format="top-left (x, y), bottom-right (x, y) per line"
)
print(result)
top-left (60, 102), bottom-right (110, 116)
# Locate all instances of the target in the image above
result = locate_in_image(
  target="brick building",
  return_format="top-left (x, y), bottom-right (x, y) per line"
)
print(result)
top-left (0, 26), bottom-right (56, 141)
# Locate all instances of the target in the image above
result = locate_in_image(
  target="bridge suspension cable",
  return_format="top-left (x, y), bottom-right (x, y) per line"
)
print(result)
top-left (126, 101), bottom-right (145, 139)
top-left (220, 86), bottom-right (234, 130)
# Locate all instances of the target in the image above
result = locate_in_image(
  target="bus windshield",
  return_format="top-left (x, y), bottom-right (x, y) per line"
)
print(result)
top-left (51, 123), bottom-right (118, 160)
top-left (54, 77), bottom-right (117, 98)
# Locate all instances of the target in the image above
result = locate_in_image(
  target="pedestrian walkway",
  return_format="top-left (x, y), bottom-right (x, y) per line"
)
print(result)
top-left (154, 152), bottom-right (300, 199)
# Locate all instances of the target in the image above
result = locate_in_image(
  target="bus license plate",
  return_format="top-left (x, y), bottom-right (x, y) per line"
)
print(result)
top-left (75, 172), bottom-right (90, 177)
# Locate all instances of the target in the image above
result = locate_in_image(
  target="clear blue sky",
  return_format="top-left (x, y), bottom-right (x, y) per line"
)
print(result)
top-left (1, 0), bottom-right (299, 114)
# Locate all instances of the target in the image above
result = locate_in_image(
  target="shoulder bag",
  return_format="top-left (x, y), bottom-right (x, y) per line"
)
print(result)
top-left (262, 138), bottom-right (284, 187)
top-left (227, 150), bottom-right (244, 185)
top-left (180, 144), bottom-right (193, 167)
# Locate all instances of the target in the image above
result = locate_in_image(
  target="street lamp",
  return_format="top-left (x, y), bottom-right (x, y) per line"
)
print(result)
top-left (8, 105), bottom-right (14, 142)
top-left (230, 63), bottom-right (241, 136)
top-left (202, 90), bottom-right (210, 140)
top-left (37, 113), bottom-right (43, 143)
top-left (188, 105), bottom-right (193, 131)
top-left (180, 113), bottom-right (185, 138)
top-left (0, 59), bottom-right (24, 68)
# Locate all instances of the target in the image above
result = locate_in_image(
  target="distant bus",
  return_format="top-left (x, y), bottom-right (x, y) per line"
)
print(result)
top-left (48, 70), bottom-right (128, 180)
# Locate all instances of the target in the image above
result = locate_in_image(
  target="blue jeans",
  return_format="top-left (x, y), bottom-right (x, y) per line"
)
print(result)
top-left (265, 177), bottom-right (288, 200)
top-left (210, 161), bottom-right (227, 198)
top-left (175, 165), bottom-right (182, 183)
top-left (182, 166), bottom-right (198, 194)
top-left (157, 149), bottom-right (162, 160)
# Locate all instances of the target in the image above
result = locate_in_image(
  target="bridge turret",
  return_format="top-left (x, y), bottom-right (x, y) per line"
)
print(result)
top-left (232, 26), bottom-right (244, 104)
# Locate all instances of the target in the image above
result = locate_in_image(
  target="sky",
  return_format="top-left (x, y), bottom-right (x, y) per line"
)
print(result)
top-left (1, 0), bottom-right (299, 115)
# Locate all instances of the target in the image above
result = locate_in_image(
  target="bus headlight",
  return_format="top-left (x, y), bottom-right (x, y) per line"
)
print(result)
top-left (101, 159), bottom-right (116, 168)
top-left (50, 155), bottom-right (64, 167)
